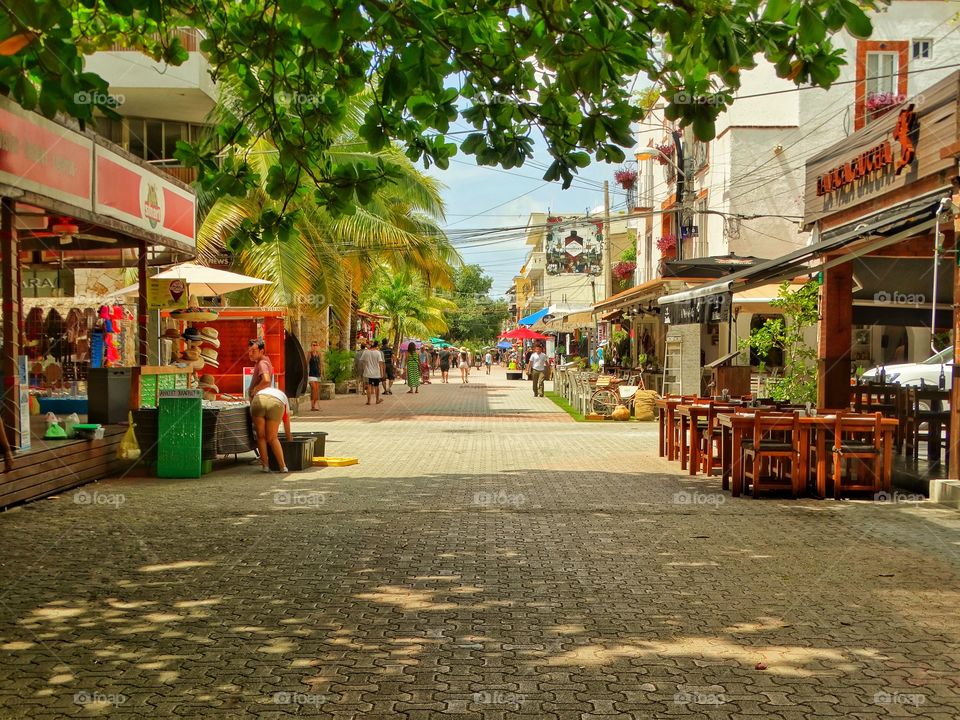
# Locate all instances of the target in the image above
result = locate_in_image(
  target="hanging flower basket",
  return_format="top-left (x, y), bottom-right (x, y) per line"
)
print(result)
top-left (656, 234), bottom-right (677, 253)
top-left (614, 167), bottom-right (637, 189)
top-left (866, 92), bottom-right (904, 119)
top-left (612, 260), bottom-right (636, 280)
top-left (653, 143), bottom-right (675, 165)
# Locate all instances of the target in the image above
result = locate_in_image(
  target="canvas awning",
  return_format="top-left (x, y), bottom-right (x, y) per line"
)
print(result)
top-left (658, 194), bottom-right (945, 322)
top-left (519, 306), bottom-right (551, 326)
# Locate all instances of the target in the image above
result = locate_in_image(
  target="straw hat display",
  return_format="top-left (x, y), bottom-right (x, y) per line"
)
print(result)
top-left (197, 373), bottom-right (219, 396)
top-left (183, 347), bottom-right (201, 361)
top-left (163, 327), bottom-right (181, 340)
top-left (200, 347), bottom-right (219, 368)
top-left (199, 326), bottom-right (220, 348)
top-left (182, 327), bottom-right (203, 343)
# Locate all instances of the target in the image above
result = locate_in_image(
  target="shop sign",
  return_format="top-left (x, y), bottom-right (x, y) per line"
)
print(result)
top-left (146, 278), bottom-right (189, 310)
top-left (815, 105), bottom-right (918, 197)
top-left (0, 97), bottom-right (93, 210)
top-left (94, 145), bottom-right (196, 248)
top-left (545, 216), bottom-right (603, 276)
top-left (662, 293), bottom-right (730, 325)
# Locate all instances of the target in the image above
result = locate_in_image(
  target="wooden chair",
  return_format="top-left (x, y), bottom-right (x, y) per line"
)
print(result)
top-left (832, 412), bottom-right (884, 499)
top-left (742, 411), bottom-right (800, 498)
top-left (697, 404), bottom-right (738, 476)
top-left (903, 387), bottom-right (950, 461)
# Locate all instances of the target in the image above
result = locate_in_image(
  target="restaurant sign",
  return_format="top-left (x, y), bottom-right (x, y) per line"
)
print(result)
top-left (661, 292), bottom-right (730, 326)
top-left (816, 105), bottom-right (918, 197)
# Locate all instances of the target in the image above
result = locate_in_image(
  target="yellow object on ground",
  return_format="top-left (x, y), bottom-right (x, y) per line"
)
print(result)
top-left (312, 457), bottom-right (359, 467)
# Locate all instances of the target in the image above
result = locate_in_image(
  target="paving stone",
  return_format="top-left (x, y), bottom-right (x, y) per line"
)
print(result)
top-left (0, 370), bottom-right (957, 718)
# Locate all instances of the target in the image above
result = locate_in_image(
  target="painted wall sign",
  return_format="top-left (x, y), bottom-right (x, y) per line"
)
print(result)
top-left (545, 218), bottom-right (604, 276)
top-left (94, 146), bottom-right (196, 248)
top-left (0, 98), bottom-right (93, 209)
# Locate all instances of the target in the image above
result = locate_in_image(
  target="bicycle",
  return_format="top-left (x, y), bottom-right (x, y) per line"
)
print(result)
top-left (590, 373), bottom-right (646, 417)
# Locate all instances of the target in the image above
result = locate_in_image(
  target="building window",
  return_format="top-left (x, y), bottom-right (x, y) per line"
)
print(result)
top-left (866, 51), bottom-right (899, 96)
top-left (912, 38), bottom-right (932, 60)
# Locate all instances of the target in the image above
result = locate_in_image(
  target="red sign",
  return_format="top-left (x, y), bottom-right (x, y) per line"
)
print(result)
top-left (0, 100), bottom-right (93, 207)
top-left (95, 146), bottom-right (195, 247)
top-left (816, 105), bottom-right (919, 197)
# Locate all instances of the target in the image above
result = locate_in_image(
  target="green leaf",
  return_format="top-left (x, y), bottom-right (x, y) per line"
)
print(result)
top-left (839, 1), bottom-right (872, 40)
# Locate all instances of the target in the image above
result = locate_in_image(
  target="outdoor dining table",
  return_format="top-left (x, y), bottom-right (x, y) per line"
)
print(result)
top-left (718, 412), bottom-right (898, 498)
top-left (676, 403), bottom-right (738, 475)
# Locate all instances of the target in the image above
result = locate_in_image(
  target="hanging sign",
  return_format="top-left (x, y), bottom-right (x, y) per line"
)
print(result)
top-left (147, 278), bottom-right (188, 310)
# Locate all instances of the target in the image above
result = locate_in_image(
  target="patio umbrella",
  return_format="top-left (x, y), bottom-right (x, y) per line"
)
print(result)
top-left (500, 327), bottom-right (549, 341)
top-left (496, 341), bottom-right (513, 349)
top-left (107, 262), bottom-right (272, 298)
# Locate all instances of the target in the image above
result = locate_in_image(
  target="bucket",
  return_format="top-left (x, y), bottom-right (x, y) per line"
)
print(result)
top-left (294, 432), bottom-right (328, 457)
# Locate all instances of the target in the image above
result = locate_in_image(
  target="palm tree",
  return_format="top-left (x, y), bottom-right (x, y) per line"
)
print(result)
top-left (363, 269), bottom-right (457, 354)
top-left (196, 87), bottom-right (459, 347)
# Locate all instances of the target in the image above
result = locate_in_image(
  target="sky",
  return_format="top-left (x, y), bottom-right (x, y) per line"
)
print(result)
top-left (425, 132), bottom-right (636, 300)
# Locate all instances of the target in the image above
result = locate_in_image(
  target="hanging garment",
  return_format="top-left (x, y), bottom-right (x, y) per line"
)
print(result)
top-left (44, 308), bottom-right (67, 363)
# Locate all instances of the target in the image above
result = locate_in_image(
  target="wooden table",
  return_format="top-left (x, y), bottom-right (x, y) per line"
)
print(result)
top-left (677, 404), bottom-right (737, 475)
top-left (718, 412), bottom-right (898, 498)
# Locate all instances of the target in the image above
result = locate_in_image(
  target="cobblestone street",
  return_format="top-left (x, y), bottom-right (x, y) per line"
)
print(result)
top-left (0, 367), bottom-right (959, 718)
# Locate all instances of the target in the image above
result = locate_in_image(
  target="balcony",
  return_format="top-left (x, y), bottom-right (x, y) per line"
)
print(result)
top-left (84, 28), bottom-right (217, 124)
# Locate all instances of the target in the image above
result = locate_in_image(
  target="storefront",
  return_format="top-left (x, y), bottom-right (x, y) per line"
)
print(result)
top-left (657, 71), bottom-right (960, 477)
top-left (0, 96), bottom-right (197, 505)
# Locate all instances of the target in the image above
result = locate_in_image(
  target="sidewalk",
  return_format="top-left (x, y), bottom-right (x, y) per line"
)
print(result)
top-left (0, 365), bottom-right (957, 718)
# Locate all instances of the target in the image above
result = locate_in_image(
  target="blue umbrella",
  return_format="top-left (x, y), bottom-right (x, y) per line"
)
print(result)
top-left (497, 340), bottom-right (513, 349)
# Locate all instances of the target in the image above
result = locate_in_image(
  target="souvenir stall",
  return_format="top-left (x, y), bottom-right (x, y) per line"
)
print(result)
top-left (0, 96), bottom-right (197, 506)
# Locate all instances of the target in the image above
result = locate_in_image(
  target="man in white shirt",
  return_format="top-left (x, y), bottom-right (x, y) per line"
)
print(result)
top-left (527, 344), bottom-right (547, 397)
top-left (360, 339), bottom-right (386, 405)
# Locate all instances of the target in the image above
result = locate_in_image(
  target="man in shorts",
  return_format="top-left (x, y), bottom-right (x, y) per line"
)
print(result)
top-left (484, 350), bottom-right (493, 375)
top-left (381, 340), bottom-right (395, 395)
top-left (360, 339), bottom-right (385, 405)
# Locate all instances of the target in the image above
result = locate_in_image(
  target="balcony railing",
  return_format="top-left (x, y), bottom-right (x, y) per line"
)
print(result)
top-left (159, 166), bottom-right (198, 184)
top-left (99, 28), bottom-right (203, 53)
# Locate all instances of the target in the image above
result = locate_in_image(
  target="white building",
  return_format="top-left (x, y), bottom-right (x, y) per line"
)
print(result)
top-left (621, 0), bottom-right (960, 390)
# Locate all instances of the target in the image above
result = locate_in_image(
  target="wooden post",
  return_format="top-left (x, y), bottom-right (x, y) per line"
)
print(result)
top-left (951, 214), bottom-right (960, 479)
top-left (817, 261), bottom-right (853, 409)
top-left (0, 198), bottom-right (20, 450)
top-left (138, 240), bottom-right (148, 366)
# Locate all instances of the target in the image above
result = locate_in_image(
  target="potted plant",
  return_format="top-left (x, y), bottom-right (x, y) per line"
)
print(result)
top-left (325, 348), bottom-right (355, 395)
top-left (657, 234), bottom-right (677, 258)
top-left (654, 142), bottom-right (674, 165)
top-left (614, 167), bottom-right (638, 189)
top-left (612, 260), bottom-right (636, 288)
top-left (866, 91), bottom-right (903, 120)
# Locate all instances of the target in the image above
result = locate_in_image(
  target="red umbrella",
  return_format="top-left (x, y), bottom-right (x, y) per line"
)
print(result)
top-left (500, 327), bottom-right (549, 340)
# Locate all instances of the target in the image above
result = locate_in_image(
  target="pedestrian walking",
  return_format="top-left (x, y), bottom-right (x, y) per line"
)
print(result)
top-left (381, 340), bottom-right (395, 395)
top-left (439, 347), bottom-right (451, 383)
top-left (308, 341), bottom-right (322, 411)
top-left (420, 346), bottom-right (432, 384)
top-left (360, 340), bottom-right (385, 405)
top-left (405, 341), bottom-right (422, 393)
top-left (458, 347), bottom-right (470, 384)
top-left (251, 385), bottom-right (292, 473)
top-left (484, 350), bottom-right (492, 375)
top-left (353, 341), bottom-right (366, 400)
top-left (527, 343), bottom-right (547, 397)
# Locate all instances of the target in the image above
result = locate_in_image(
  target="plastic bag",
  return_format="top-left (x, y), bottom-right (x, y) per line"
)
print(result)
top-left (28, 395), bottom-right (40, 416)
top-left (117, 411), bottom-right (140, 460)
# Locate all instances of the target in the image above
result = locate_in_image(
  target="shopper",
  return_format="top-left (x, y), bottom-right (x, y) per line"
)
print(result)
top-left (420, 346), bottom-right (432, 384)
top-left (381, 340), bottom-right (395, 395)
top-left (360, 339), bottom-right (385, 405)
top-left (247, 338), bottom-right (274, 399)
top-left (458, 347), bottom-right (470, 384)
top-left (308, 340), bottom-right (322, 411)
top-left (484, 350), bottom-right (493, 375)
top-left (405, 341), bottom-right (422, 393)
top-left (439, 347), bottom-right (451, 383)
top-left (527, 343), bottom-right (547, 397)
top-left (251, 385), bottom-right (292, 473)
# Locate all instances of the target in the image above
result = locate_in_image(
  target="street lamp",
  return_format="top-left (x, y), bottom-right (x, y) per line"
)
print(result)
top-left (636, 132), bottom-right (687, 260)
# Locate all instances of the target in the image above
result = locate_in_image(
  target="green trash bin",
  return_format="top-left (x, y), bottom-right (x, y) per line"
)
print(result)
top-left (157, 389), bottom-right (203, 478)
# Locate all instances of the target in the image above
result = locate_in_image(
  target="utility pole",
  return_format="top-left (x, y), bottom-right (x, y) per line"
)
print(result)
top-left (603, 180), bottom-right (611, 301)
top-left (672, 129), bottom-right (685, 261)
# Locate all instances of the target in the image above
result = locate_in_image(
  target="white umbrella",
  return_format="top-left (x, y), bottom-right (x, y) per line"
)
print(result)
top-left (107, 262), bottom-right (272, 298)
